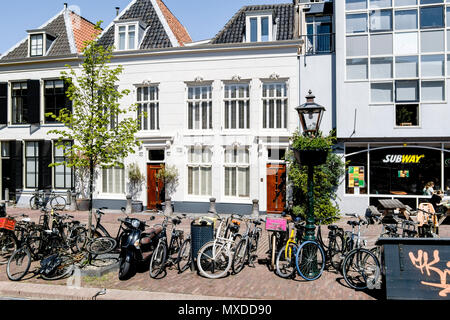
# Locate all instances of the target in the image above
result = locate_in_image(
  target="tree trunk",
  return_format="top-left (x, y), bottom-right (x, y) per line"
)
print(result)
top-left (88, 160), bottom-right (94, 238)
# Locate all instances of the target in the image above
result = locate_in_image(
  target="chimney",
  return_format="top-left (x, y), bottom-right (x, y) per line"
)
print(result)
top-left (116, 7), bottom-right (120, 17)
top-left (64, 3), bottom-right (68, 10)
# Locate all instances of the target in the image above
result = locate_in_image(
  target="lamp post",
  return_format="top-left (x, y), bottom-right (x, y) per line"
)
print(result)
top-left (294, 90), bottom-right (326, 241)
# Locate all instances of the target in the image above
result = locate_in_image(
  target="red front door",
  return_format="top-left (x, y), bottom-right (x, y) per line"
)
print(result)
top-left (267, 164), bottom-right (287, 214)
top-left (147, 164), bottom-right (165, 210)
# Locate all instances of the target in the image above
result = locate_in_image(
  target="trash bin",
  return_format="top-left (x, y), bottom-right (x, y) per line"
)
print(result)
top-left (376, 237), bottom-right (450, 300)
top-left (190, 219), bottom-right (214, 270)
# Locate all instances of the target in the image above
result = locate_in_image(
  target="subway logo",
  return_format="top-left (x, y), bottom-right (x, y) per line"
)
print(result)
top-left (382, 154), bottom-right (425, 164)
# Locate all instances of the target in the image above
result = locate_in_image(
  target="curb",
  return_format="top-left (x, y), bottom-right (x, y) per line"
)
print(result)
top-left (0, 281), bottom-right (244, 300)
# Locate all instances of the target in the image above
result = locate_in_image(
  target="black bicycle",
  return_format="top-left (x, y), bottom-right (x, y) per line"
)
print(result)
top-left (149, 214), bottom-right (188, 279)
top-left (232, 217), bottom-right (264, 274)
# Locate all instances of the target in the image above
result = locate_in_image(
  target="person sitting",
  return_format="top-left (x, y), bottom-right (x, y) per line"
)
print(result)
top-left (423, 181), bottom-right (435, 196)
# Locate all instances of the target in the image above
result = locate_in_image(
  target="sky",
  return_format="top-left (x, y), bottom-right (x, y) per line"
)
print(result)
top-left (0, 0), bottom-right (290, 54)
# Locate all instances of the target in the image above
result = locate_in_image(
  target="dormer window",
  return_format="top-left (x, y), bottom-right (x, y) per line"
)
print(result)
top-left (27, 30), bottom-right (57, 57)
top-left (114, 20), bottom-right (146, 51)
top-left (246, 12), bottom-right (273, 43)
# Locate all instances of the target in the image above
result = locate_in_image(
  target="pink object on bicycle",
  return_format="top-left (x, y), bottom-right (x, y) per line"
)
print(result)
top-left (265, 217), bottom-right (287, 231)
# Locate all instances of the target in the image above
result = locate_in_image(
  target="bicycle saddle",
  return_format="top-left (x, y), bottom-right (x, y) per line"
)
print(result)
top-left (328, 225), bottom-right (339, 231)
top-left (172, 218), bottom-right (182, 225)
top-left (347, 220), bottom-right (360, 227)
top-left (140, 226), bottom-right (163, 245)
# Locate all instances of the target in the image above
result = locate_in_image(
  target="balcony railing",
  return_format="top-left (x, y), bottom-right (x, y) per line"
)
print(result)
top-left (300, 33), bottom-right (335, 55)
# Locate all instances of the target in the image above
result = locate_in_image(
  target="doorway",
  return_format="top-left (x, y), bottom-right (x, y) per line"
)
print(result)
top-left (267, 164), bottom-right (286, 214)
top-left (147, 164), bottom-right (165, 210)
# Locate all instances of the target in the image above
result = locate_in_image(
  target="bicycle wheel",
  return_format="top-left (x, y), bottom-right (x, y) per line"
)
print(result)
top-left (149, 241), bottom-right (167, 279)
top-left (50, 196), bottom-right (66, 211)
top-left (197, 241), bottom-right (232, 279)
top-left (7, 247), bottom-right (32, 281)
top-left (70, 226), bottom-right (88, 253)
top-left (86, 237), bottom-right (117, 255)
top-left (329, 233), bottom-right (345, 271)
top-left (342, 248), bottom-right (381, 290)
top-left (41, 254), bottom-right (75, 281)
top-left (295, 241), bottom-right (325, 281)
top-left (276, 242), bottom-right (298, 279)
top-left (29, 196), bottom-right (40, 210)
top-left (177, 238), bottom-right (191, 273)
top-left (270, 233), bottom-right (277, 271)
top-left (232, 238), bottom-right (248, 274)
top-left (0, 231), bottom-right (18, 265)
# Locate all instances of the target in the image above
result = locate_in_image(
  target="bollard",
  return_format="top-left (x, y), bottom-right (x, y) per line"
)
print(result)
top-left (164, 197), bottom-right (173, 215)
top-left (252, 199), bottom-right (260, 217)
top-left (70, 193), bottom-right (77, 211)
top-left (67, 190), bottom-right (72, 206)
top-left (126, 195), bottom-right (132, 214)
top-left (4, 188), bottom-right (9, 205)
top-left (209, 197), bottom-right (217, 214)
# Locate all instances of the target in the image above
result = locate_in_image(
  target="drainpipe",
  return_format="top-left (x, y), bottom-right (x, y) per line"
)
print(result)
top-left (293, 0), bottom-right (300, 40)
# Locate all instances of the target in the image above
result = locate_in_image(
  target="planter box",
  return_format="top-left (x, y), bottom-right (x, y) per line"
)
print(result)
top-left (76, 199), bottom-right (90, 211)
top-left (132, 201), bottom-right (143, 213)
top-left (292, 148), bottom-right (328, 166)
top-left (376, 238), bottom-right (450, 300)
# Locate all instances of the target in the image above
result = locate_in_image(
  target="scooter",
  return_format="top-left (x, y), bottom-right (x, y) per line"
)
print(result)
top-left (118, 215), bottom-right (158, 280)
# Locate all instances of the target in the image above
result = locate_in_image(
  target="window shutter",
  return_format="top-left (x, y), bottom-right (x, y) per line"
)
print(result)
top-left (0, 83), bottom-right (7, 125)
top-left (11, 141), bottom-right (23, 190)
top-left (38, 140), bottom-right (52, 190)
top-left (27, 80), bottom-right (41, 125)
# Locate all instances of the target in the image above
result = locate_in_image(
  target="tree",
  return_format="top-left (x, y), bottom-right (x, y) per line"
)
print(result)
top-left (287, 130), bottom-right (345, 223)
top-left (155, 165), bottom-right (180, 199)
top-left (47, 21), bottom-right (141, 237)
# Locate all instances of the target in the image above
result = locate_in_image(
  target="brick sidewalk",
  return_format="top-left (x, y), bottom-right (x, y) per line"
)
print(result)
top-left (2, 207), bottom-right (449, 300)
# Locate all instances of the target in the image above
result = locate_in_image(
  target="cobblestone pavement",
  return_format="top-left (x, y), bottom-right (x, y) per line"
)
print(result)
top-left (2, 207), bottom-right (449, 300)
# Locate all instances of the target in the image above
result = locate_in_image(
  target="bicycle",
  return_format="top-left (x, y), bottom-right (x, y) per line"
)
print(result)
top-left (232, 216), bottom-right (264, 274)
top-left (266, 214), bottom-right (290, 271)
top-left (340, 213), bottom-right (381, 290)
top-left (176, 215), bottom-right (196, 274)
top-left (149, 213), bottom-right (188, 279)
top-left (196, 213), bottom-right (242, 279)
top-left (315, 217), bottom-right (345, 272)
top-left (30, 189), bottom-right (66, 211)
top-left (275, 218), bottom-right (305, 278)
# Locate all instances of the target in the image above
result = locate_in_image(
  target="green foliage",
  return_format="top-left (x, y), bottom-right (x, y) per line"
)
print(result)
top-left (47, 20), bottom-right (141, 182)
top-left (155, 165), bottom-right (180, 198)
top-left (288, 130), bottom-right (344, 223)
top-left (128, 162), bottom-right (146, 200)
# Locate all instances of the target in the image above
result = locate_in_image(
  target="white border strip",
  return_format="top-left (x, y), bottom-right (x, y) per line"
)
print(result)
top-left (64, 10), bottom-right (78, 54)
top-left (151, 0), bottom-right (179, 47)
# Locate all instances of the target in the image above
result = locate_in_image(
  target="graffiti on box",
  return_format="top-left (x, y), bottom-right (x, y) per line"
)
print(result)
top-left (409, 250), bottom-right (450, 297)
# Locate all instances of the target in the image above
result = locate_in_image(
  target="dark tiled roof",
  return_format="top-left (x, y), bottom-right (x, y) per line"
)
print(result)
top-left (211, 4), bottom-right (294, 45)
top-left (97, 0), bottom-right (174, 50)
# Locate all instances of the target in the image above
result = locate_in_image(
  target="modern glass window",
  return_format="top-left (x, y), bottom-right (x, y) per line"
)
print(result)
top-left (306, 15), bottom-right (333, 53)
top-left (421, 54), bottom-right (445, 77)
top-left (370, 33), bottom-right (393, 55)
top-left (371, 82), bottom-right (394, 102)
top-left (369, 10), bottom-right (393, 32)
top-left (187, 147), bottom-right (212, 196)
top-left (394, 32), bottom-right (418, 55)
top-left (370, 57), bottom-right (393, 79)
top-left (44, 80), bottom-right (70, 123)
top-left (421, 80), bottom-right (445, 101)
top-left (12, 82), bottom-right (28, 124)
top-left (137, 86), bottom-right (159, 131)
top-left (30, 34), bottom-right (43, 57)
top-left (224, 147), bottom-right (250, 198)
top-left (395, 10), bottom-right (418, 30)
top-left (395, 80), bottom-right (419, 102)
top-left (224, 84), bottom-right (250, 130)
top-left (346, 0), bottom-right (367, 11)
top-left (54, 141), bottom-right (73, 190)
top-left (346, 14), bottom-right (368, 33)
top-left (117, 24), bottom-right (137, 50)
top-left (420, 6), bottom-right (444, 29)
top-left (347, 36), bottom-right (368, 56)
top-left (396, 104), bottom-right (419, 126)
top-left (102, 167), bottom-right (125, 194)
top-left (262, 82), bottom-right (288, 129)
top-left (395, 0), bottom-right (417, 6)
top-left (370, 0), bottom-right (392, 8)
top-left (345, 146), bottom-right (368, 194)
top-left (421, 30), bottom-right (444, 53)
top-left (187, 85), bottom-right (212, 130)
top-left (26, 142), bottom-right (39, 189)
top-left (395, 56), bottom-right (419, 78)
top-left (347, 58), bottom-right (369, 80)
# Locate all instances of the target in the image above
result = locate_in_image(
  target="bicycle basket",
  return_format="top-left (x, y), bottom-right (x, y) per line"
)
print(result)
top-left (0, 218), bottom-right (16, 231)
top-left (265, 217), bottom-right (287, 232)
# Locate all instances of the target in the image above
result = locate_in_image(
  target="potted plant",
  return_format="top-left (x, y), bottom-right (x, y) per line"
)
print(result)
top-left (155, 165), bottom-right (179, 213)
top-left (127, 162), bottom-right (145, 213)
top-left (291, 131), bottom-right (333, 166)
top-left (74, 164), bottom-right (91, 211)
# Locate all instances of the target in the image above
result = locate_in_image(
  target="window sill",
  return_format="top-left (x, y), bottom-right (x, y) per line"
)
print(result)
top-left (96, 193), bottom-right (127, 200)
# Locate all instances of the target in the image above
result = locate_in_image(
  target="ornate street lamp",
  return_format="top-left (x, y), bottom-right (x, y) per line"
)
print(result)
top-left (293, 90), bottom-right (327, 241)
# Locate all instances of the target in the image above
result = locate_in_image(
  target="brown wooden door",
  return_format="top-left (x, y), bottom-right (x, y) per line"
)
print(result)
top-left (147, 164), bottom-right (165, 210)
top-left (267, 164), bottom-right (287, 214)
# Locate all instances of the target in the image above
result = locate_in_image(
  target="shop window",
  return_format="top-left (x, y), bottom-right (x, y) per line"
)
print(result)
top-left (369, 147), bottom-right (441, 196)
top-left (395, 104), bottom-right (419, 126)
top-left (345, 146), bottom-right (368, 194)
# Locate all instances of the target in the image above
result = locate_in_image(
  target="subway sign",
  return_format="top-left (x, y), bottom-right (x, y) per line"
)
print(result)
top-left (382, 154), bottom-right (425, 164)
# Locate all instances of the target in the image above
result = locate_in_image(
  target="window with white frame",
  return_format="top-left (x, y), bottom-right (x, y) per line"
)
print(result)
top-left (187, 147), bottom-right (212, 196)
top-left (54, 141), bottom-right (73, 190)
top-left (102, 166), bottom-right (125, 194)
top-left (187, 85), bottom-right (212, 130)
top-left (26, 142), bottom-right (39, 189)
top-left (246, 13), bottom-right (273, 42)
top-left (224, 147), bottom-right (250, 198)
top-left (137, 86), bottom-right (159, 131)
top-left (115, 22), bottom-right (144, 51)
top-left (30, 34), bottom-right (43, 56)
top-left (224, 84), bottom-right (250, 130)
top-left (262, 82), bottom-right (288, 129)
